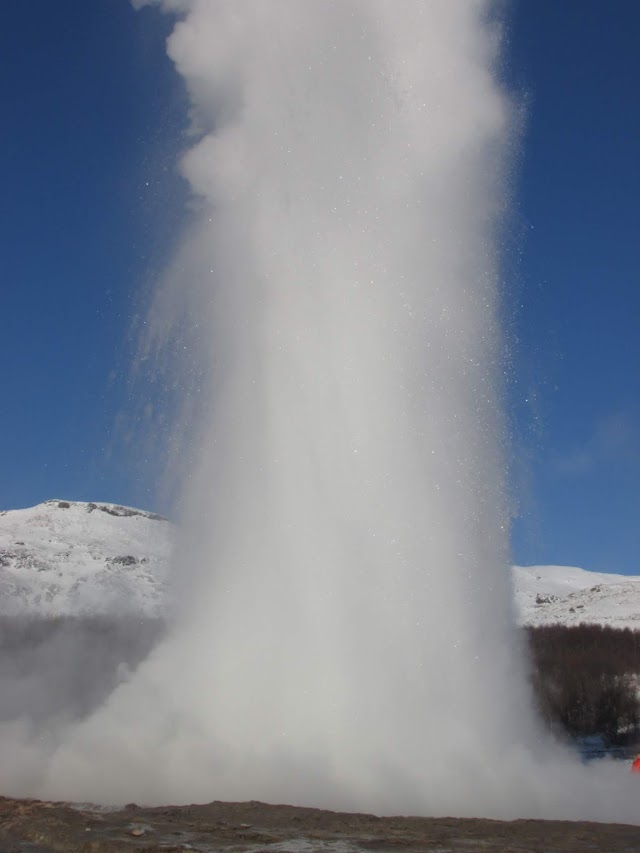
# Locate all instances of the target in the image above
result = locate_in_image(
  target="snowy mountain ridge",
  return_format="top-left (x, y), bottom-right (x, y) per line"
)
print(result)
top-left (1, 500), bottom-right (638, 629)
top-left (0, 499), bottom-right (171, 617)
top-left (514, 564), bottom-right (640, 629)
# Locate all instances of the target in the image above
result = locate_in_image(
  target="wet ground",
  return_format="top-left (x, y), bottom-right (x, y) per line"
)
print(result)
top-left (1, 796), bottom-right (640, 853)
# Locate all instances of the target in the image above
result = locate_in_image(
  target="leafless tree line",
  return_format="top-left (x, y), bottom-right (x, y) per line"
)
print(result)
top-left (527, 623), bottom-right (640, 745)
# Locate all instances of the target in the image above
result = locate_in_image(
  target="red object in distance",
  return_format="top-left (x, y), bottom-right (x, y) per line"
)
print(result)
top-left (631, 756), bottom-right (640, 773)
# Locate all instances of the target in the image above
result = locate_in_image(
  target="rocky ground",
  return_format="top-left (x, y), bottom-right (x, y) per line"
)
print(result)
top-left (1, 797), bottom-right (639, 853)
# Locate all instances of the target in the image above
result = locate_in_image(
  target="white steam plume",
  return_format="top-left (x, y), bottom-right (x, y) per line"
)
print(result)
top-left (3, 0), bottom-right (640, 822)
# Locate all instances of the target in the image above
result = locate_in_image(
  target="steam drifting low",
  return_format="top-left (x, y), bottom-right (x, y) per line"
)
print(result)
top-left (2, 0), bottom-right (640, 822)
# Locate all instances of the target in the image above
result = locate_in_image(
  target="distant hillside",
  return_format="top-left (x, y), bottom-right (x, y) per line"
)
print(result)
top-left (0, 499), bottom-right (171, 617)
top-left (2, 500), bottom-right (639, 628)
top-left (514, 564), bottom-right (640, 629)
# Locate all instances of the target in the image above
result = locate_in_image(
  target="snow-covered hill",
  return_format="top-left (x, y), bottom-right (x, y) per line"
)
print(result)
top-left (1, 499), bottom-right (639, 629)
top-left (0, 500), bottom-right (171, 617)
top-left (513, 565), bottom-right (640, 630)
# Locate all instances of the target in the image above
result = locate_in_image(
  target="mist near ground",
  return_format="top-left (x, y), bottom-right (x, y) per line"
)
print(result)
top-left (2, 0), bottom-right (640, 822)
top-left (0, 615), bottom-right (165, 798)
top-left (0, 616), bottom-right (164, 724)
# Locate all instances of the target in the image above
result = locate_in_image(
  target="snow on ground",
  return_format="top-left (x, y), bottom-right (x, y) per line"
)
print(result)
top-left (1, 499), bottom-right (639, 629)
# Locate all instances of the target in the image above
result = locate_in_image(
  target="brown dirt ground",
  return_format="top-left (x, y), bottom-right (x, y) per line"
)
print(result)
top-left (1, 797), bottom-right (640, 853)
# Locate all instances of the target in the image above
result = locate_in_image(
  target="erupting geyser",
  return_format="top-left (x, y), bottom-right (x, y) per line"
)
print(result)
top-left (125, 0), bottom-right (536, 810)
top-left (3, 0), bottom-right (639, 823)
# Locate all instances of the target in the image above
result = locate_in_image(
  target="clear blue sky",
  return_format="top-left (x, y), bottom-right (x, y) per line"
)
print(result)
top-left (1, 1), bottom-right (638, 574)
